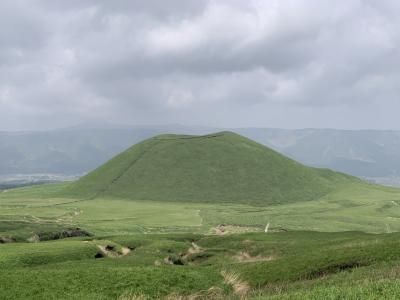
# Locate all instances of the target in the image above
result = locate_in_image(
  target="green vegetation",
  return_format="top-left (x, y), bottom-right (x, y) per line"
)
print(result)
top-left (2, 231), bottom-right (400, 299)
top-left (2, 180), bottom-right (400, 299)
top-left (2, 179), bottom-right (400, 240)
top-left (3, 132), bottom-right (400, 298)
top-left (65, 131), bottom-right (357, 206)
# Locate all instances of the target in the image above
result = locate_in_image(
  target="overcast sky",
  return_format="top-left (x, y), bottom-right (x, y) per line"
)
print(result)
top-left (1, 0), bottom-right (400, 131)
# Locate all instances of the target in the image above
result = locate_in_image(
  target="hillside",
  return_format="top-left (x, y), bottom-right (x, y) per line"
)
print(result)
top-left (65, 131), bottom-right (357, 205)
top-left (2, 231), bottom-right (400, 299)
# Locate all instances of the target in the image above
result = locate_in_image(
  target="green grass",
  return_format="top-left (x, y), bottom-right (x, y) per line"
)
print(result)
top-left (64, 131), bottom-right (357, 206)
top-left (62, 198), bottom-right (203, 235)
top-left (2, 180), bottom-right (400, 240)
top-left (3, 132), bottom-right (400, 298)
top-left (2, 231), bottom-right (400, 299)
top-left (2, 182), bottom-right (400, 298)
top-left (0, 240), bottom-right (97, 268)
top-left (0, 178), bottom-right (400, 240)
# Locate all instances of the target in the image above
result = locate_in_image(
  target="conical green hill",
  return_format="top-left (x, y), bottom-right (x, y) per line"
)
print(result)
top-left (65, 131), bottom-right (357, 205)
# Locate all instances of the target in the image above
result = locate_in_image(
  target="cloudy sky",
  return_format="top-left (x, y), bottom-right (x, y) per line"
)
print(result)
top-left (1, 0), bottom-right (400, 131)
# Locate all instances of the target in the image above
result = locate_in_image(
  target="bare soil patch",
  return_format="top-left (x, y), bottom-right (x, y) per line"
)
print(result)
top-left (0, 236), bottom-right (15, 243)
top-left (211, 224), bottom-right (261, 235)
top-left (96, 244), bottom-right (132, 258)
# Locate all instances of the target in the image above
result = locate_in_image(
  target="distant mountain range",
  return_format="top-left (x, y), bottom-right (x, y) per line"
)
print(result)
top-left (234, 128), bottom-right (400, 178)
top-left (1, 123), bottom-right (400, 185)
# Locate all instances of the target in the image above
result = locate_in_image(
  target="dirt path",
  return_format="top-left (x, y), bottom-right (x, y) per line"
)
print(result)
top-left (188, 242), bottom-right (202, 254)
top-left (56, 208), bottom-right (83, 223)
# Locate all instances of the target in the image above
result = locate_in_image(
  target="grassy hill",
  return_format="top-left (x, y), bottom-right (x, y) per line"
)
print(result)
top-left (1, 131), bottom-right (399, 238)
top-left (65, 131), bottom-right (357, 205)
top-left (4, 124), bottom-right (400, 180)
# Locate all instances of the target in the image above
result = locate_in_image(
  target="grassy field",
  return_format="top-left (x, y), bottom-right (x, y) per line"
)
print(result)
top-left (2, 180), bottom-right (400, 240)
top-left (3, 132), bottom-right (400, 298)
top-left (2, 230), bottom-right (400, 299)
top-left (2, 182), bottom-right (400, 298)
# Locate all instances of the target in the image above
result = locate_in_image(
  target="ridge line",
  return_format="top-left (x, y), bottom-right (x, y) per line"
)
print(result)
top-left (154, 133), bottom-right (225, 141)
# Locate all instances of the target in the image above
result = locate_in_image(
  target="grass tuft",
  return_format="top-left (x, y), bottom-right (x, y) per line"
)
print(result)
top-left (221, 270), bottom-right (251, 297)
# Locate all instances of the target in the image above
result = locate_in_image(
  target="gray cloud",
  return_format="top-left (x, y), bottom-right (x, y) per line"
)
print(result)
top-left (1, 0), bottom-right (400, 130)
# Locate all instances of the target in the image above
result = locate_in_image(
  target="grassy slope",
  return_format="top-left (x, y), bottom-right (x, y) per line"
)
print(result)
top-left (2, 231), bottom-right (400, 299)
top-left (4, 186), bottom-right (400, 300)
top-left (64, 132), bottom-right (357, 206)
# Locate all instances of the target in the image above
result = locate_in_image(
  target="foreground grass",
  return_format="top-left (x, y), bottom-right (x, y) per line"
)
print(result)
top-left (3, 183), bottom-right (400, 298)
top-left (251, 263), bottom-right (400, 299)
top-left (2, 231), bottom-right (400, 299)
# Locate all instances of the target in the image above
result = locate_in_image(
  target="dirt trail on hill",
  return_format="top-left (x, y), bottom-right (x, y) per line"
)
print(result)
top-left (188, 242), bottom-right (202, 254)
